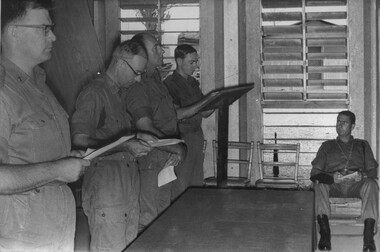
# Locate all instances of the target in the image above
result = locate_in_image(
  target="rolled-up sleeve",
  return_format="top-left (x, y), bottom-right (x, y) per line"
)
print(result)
top-left (310, 143), bottom-right (327, 176)
top-left (71, 89), bottom-right (103, 137)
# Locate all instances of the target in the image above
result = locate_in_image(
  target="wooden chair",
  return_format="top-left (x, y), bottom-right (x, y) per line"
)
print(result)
top-left (256, 141), bottom-right (300, 189)
top-left (204, 140), bottom-right (254, 187)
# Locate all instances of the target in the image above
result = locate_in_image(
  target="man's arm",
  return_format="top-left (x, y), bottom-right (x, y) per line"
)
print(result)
top-left (135, 117), bottom-right (187, 165)
top-left (363, 140), bottom-right (378, 178)
top-left (72, 133), bottom-right (153, 158)
top-left (0, 157), bottom-right (89, 195)
top-left (175, 91), bottom-right (218, 120)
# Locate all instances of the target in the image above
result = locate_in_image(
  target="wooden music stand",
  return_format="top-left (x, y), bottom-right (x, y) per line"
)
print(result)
top-left (201, 83), bottom-right (254, 187)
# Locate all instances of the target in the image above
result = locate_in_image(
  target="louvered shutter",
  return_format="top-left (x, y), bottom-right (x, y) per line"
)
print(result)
top-left (261, 0), bottom-right (348, 106)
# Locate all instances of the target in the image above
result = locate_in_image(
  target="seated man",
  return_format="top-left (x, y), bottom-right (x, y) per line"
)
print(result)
top-left (310, 110), bottom-right (378, 252)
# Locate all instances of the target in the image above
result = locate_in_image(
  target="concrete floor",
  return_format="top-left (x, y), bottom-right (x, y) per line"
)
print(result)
top-left (74, 196), bottom-right (378, 252)
top-left (75, 209), bottom-right (380, 252)
top-left (318, 220), bottom-right (380, 252)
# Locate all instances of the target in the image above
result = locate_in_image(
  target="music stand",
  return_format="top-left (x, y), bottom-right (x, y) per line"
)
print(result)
top-left (201, 83), bottom-right (254, 187)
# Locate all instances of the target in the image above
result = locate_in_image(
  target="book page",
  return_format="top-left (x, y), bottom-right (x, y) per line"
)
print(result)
top-left (83, 135), bottom-right (135, 160)
top-left (158, 165), bottom-right (177, 187)
top-left (147, 138), bottom-right (184, 147)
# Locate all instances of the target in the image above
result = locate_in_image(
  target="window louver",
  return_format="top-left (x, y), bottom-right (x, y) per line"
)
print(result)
top-left (261, 0), bottom-right (348, 106)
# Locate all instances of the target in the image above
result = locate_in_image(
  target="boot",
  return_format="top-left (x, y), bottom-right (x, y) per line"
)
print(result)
top-left (317, 214), bottom-right (331, 251)
top-left (363, 218), bottom-right (376, 252)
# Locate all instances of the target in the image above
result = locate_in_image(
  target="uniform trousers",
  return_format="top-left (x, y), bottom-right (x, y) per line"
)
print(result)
top-left (314, 177), bottom-right (378, 221)
top-left (137, 149), bottom-right (172, 232)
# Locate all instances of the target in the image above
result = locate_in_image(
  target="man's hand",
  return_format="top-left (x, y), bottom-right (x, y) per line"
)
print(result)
top-left (164, 143), bottom-right (187, 167)
top-left (55, 157), bottom-right (90, 183)
top-left (136, 132), bottom-right (159, 143)
top-left (69, 150), bottom-right (86, 158)
top-left (123, 139), bottom-right (153, 158)
top-left (333, 171), bottom-right (341, 184)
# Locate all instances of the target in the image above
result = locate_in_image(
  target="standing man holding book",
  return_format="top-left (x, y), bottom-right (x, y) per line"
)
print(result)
top-left (0, 0), bottom-right (90, 250)
top-left (164, 44), bottom-right (215, 200)
top-left (71, 40), bottom-right (154, 251)
top-left (127, 33), bottom-right (187, 232)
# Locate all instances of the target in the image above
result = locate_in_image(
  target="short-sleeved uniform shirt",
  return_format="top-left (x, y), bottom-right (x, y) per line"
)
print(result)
top-left (126, 70), bottom-right (178, 138)
top-left (164, 70), bottom-right (204, 134)
top-left (71, 74), bottom-right (138, 209)
top-left (0, 57), bottom-right (75, 249)
top-left (311, 137), bottom-right (378, 178)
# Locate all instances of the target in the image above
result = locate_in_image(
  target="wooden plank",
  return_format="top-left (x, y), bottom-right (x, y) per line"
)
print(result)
top-left (307, 65), bottom-right (347, 73)
top-left (263, 38), bottom-right (302, 47)
top-left (264, 79), bottom-right (303, 87)
top-left (128, 189), bottom-right (315, 252)
top-left (43, 0), bottom-right (105, 116)
top-left (264, 126), bottom-right (336, 139)
top-left (262, 12), bottom-right (302, 22)
top-left (306, 12), bottom-right (347, 20)
top-left (262, 0), bottom-right (302, 9)
top-left (263, 65), bottom-right (303, 74)
top-left (306, 0), bottom-right (347, 6)
top-left (306, 25), bottom-right (347, 33)
top-left (307, 38), bottom-right (346, 46)
top-left (263, 53), bottom-right (303, 61)
top-left (263, 25), bottom-right (302, 35)
top-left (307, 52), bottom-right (347, 59)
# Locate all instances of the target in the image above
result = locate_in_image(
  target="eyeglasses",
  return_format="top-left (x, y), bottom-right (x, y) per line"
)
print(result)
top-left (120, 59), bottom-right (146, 76)
top-left (14, 23), bottom-right (55, 36)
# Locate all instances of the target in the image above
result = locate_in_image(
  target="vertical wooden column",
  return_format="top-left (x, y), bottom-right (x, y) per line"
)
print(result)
top-left (93, 0), bottom-right (120, 66)
top-left (216, 101), bottom-right (229, 187)
top-left (43, 0), bottom-right (105, 116)
top-left (245, 1), bottom-right (262, 185)
top-left (0, 0), bottom-right (2, 53)
top-left (238, 0), bottom-right (247, 142)
top-left (200, 0), bottom-right (224, 180)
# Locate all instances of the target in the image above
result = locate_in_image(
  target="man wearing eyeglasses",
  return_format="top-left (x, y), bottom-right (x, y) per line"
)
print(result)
top-left (71, 40), bottom-right (156, 251)
top-left (126, 33), bottom-right (187, 232)
top-left (0, 0), bottom-right (90, 251)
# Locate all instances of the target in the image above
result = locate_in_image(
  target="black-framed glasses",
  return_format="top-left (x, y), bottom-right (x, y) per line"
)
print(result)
top-left (14, 23), bottom-right (55, 36)
top-left (120, 58), bottom-right (146, 76)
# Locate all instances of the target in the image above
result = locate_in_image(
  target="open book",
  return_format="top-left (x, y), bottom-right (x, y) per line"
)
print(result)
top-left (83, 135), bottom-right (135, 160)
top-left (84, 136), bottom-right (184, 160)
top-left (147, 138), bottom-right (184, 147)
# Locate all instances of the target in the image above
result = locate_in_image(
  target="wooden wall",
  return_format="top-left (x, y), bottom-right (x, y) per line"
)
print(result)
top-left (43, 0), bottom-right (105, 117)
top-left (200, 0), bottom-right (380, 183)
top-left (38, 0), bottom-right (380, 183)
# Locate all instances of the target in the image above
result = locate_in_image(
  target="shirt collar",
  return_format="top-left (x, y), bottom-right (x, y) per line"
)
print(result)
top-left (0, 56), bottom-right (45, 87)
top-left (336, 135), bottom-right (354, 144)
top-left (104, 73), bottom-right (121, 95)
top-left (173, 70), bottom-right (187, 81)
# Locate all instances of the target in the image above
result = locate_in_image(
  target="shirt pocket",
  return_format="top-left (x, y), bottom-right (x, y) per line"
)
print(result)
top-left (23, 112), bottom-right (49, 130)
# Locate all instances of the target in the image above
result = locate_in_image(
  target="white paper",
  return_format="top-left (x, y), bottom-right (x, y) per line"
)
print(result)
top-left (84, 135), bottom-right (135, 160)
top-left (158, 165), bottom-right (177, 187)
top-left (147, 138), bottom-right (184, 148)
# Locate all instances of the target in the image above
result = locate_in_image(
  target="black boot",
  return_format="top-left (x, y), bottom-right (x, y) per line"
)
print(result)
top-left (317, 214), bottom-right (331, 251)
top-left (363, 218), bottom-right (376, 252)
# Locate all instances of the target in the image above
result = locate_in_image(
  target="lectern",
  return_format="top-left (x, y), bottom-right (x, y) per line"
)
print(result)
top-left (201, 83), bottom-right (254, 187)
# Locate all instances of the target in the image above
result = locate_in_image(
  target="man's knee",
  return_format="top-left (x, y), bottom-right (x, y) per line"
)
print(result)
top-left (363, 178), bottom-right (379, 191)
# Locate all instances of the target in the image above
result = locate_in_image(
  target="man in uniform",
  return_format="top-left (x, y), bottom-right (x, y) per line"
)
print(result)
top-left (164, 44), bottom-right (215, 200)
top-left (71, 40), bottom-right (154, 251)
top-left (0, 0), bottom-right (89, 250)
top-left (127, 33), bottom-right (187, 232)
top-left (311, 110), bottom-right (378, 252)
